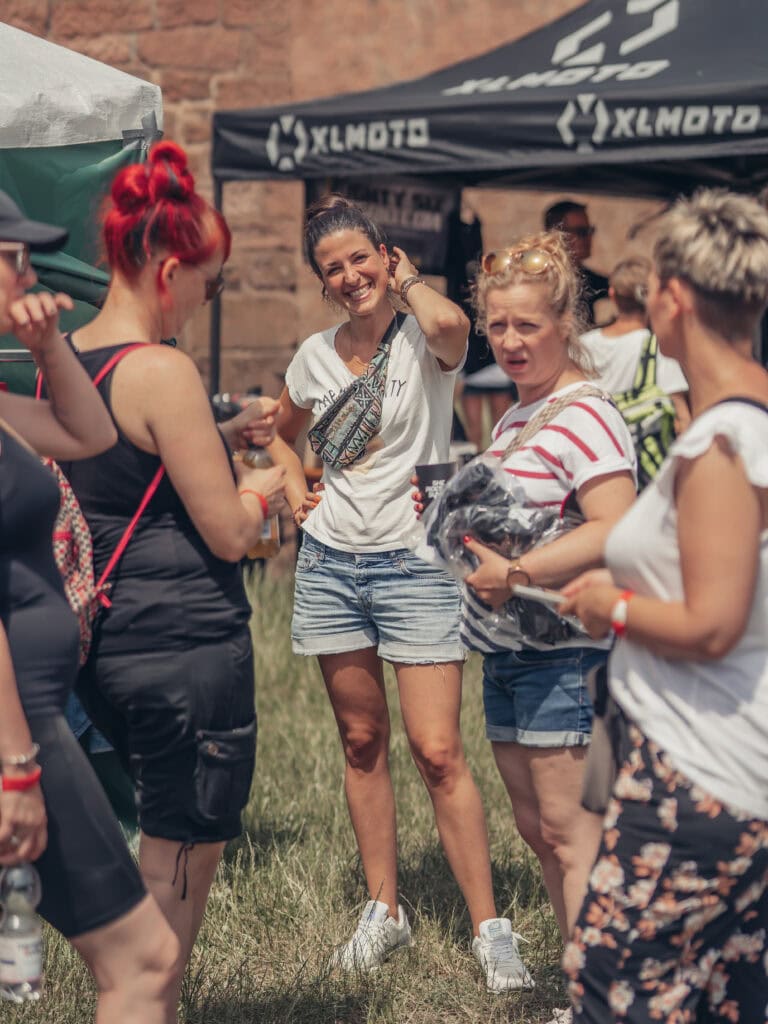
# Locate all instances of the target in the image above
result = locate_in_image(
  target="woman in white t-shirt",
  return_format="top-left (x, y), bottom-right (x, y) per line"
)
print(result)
top-left (580, 256), bottom-right (690, 434)
top-left (448, 234), bottom-right (637, 951)
top-left (273, 195), bottom-right (530, 992)
top-left (561, 190), bottom-right (768, 1023)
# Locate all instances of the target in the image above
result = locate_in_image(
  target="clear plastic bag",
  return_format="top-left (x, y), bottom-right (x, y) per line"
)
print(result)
top-left (408, 455), bottom-right (588, 646)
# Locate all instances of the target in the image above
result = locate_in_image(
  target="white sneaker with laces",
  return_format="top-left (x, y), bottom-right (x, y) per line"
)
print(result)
top-left (332, 900), bottom-right (412, 971)
top-left (471, 918), bottom-right (535, 993)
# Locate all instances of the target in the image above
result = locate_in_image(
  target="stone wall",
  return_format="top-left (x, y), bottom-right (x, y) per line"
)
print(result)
top-left (5, 0), bottom-right (660, 395)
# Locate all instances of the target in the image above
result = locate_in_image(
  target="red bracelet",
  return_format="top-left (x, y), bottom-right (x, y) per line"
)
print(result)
top-left (610, 589), bottom-right (635, 637)
top-left (2, 766), bottom-right (42, 792)
top-left (239, 489), bottom-right (269, 520)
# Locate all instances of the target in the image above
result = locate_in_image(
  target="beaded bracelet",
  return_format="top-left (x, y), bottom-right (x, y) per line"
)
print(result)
top-left (400, 275), bottom-right (426, 306)
top-left (239, 489), bottom-right (269, 520)
top-left (1, 766), bottom-right (42, 792)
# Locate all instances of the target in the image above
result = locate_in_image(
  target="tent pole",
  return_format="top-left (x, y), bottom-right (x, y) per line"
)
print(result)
top-left (209, 176), bottom-right (223, 396)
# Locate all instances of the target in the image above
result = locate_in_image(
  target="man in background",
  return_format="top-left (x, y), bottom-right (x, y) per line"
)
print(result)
top-left (544, 200), bottom-right (608, 327)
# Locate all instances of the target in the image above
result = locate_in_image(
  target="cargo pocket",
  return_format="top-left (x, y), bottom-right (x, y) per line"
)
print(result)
top-left (193, 718), bottom-right (257, 823)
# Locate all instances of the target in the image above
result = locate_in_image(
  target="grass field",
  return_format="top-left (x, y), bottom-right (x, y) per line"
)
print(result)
top-left (6, 574), bottom-right (568, 1023)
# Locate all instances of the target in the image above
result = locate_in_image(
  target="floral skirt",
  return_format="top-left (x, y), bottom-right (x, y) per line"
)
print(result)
top-left (564, 724), bottom-right (768, 1023)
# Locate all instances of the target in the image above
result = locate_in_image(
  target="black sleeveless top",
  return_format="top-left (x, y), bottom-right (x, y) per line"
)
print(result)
top-left (0, 427), bottom-right (80, 715)
top-left (61, 344), bottom-right (251, 656)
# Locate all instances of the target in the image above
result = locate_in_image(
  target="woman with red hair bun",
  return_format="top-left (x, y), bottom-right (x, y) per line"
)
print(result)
top-left (53, 140), bottom-right (286, 1001)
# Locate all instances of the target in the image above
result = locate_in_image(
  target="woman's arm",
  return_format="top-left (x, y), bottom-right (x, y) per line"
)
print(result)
top-left (273, 388), bottom-right (319, 525)
top-left (110, 346), bottom-right (285, 562)
top-left (0, 624), bottom-right (47, 866)
top-left (391, 247), bottom-right (468, 370)
top-left (0, 293), bottom-right (116, 459)
top-left (562, 439), bottom-right (762, 659)
top-left (465, 470), bottom-right (636, 607)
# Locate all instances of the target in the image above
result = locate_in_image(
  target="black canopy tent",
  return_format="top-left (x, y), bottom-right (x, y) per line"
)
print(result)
top-left (210, 0), bottom-right (768, 390)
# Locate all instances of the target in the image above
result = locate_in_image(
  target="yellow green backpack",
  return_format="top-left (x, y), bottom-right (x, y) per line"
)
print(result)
top-left (612, 332), bottom-right (676, 490)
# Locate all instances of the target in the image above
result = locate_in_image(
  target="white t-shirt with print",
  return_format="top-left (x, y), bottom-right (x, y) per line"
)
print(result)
top-left (461, 382), bottom-right (637, 654)
top-left (606, 401), bottom-right (768, 819)
top-left (285, 314), bottom-right (464, 553)
top-left (580, 327), bottom-right (689, 396)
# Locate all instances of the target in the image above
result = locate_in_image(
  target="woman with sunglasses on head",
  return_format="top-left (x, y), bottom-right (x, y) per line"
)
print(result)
top-left (444, 235), bottom-right (636, 960)
top-left (47, 141), bottom-right (286, 1002)
top-left (0, 191), bottom-right (181, 1020)
top-left (273, 193), bottom-right (533, 992)
top-left (560, 190), bottom-right (768, 1023)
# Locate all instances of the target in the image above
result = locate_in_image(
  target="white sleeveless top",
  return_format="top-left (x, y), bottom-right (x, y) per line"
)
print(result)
top-left (606, 401), bottom-right (768, 818)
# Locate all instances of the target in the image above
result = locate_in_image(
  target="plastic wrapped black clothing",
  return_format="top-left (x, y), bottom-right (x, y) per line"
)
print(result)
top-left (422, 456), bottom-right (587, 646)
top-left (0, 427), bottom-right (145, 937)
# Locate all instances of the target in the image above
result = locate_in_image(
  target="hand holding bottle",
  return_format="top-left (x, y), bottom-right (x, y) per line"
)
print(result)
top-left (234, 460), bottom-right (286, 518)
top-left (0, 782), bottom-right (47, 868)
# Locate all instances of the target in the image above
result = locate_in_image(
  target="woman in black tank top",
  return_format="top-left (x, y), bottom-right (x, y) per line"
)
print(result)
top-left (0, 192), bottom-right (181, 1020)
top-left (61, 141), bottom-right (286, 1006)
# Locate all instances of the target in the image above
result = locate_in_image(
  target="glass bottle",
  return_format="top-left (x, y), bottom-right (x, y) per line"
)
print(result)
top-left (0, 863), bottom-right (43, 1003)
top-left (241, 447), bottom-right (280, 559)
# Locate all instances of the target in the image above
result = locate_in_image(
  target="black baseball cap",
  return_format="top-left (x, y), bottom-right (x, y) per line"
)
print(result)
top-left (0, 189), bottom-right (68, 251)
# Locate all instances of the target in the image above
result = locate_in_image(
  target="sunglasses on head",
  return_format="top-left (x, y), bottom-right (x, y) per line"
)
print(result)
top-left (0, 241), bottom-right (31, 277)
top-left (481, 248), bottom-right (551, 276)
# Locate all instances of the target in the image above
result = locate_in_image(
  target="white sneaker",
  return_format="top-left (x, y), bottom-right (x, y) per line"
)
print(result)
top-left (332, 900), bottom-right (412, 972)
top-left (471, 918), bottom-right (535, 993)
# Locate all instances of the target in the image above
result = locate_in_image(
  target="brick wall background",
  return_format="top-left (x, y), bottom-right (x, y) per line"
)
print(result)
top-left (4, 0), bottom-right (659, 396)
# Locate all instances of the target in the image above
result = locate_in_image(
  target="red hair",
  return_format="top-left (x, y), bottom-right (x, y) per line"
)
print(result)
top-left (102, 140), bottom-right (231, 279)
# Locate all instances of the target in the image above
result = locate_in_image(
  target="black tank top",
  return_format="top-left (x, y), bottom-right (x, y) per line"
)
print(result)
top-left (0, 427), bottom-right (80, 715)
top-left (61, 344), bottom-right (251, 656)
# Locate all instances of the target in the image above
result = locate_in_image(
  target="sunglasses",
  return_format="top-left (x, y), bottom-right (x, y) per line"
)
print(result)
top-left (0, 241), bottom-right (31, 277)
top-left (183, 263), bottom-right (225, 303)
top-left (481, 248), bottom-right (551, 276)
top-left (563, 226), bottom-right (595, 238)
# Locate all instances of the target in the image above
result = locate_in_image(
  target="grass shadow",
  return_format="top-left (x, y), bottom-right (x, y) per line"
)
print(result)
top-left (223, 817), bottom-right (307, 868)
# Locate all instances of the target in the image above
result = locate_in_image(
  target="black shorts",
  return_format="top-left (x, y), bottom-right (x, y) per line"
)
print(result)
top-left (77, 630), bottom-right (257, 844)
top-left (30, 711), bottom-right (146, 939)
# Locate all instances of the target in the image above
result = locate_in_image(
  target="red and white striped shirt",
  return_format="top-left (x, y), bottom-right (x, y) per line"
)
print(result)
top-left (460, 383), bottom-right (636, 654)
top-left (489, 383), bottom-right (636, 511)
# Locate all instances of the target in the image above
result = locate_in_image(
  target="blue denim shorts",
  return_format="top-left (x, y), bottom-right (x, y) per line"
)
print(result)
top-left (291, 533), bottom-right (465, 663)
top-left (482, 645), bottom-right (605, 748)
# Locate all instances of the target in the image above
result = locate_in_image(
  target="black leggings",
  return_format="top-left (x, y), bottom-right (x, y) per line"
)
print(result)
top-left (30, 712), bottom-right (145, 939)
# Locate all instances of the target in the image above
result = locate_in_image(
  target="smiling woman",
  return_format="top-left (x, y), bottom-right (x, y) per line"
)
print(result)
top-left (266, 194), bottom-right (536, 993)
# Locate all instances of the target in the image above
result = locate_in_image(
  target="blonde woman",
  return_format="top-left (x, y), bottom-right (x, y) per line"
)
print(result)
top-left (562, 189), bottom-right (768, 1023)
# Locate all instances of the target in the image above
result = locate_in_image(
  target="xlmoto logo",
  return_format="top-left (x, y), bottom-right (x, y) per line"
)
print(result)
top-left (557, 96), bottom-right (762, 152)
top-left (266, 114), bottom-right (430, 171)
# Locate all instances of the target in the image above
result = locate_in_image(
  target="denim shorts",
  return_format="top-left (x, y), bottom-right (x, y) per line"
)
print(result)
top-left (482, 645), bottom-right (606, 748)
top-left (291, 532), bottom-right (465, 663)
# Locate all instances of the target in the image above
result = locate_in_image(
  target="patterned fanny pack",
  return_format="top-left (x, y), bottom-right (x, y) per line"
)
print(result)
top-left (308, 312), bottom-right (405, 469)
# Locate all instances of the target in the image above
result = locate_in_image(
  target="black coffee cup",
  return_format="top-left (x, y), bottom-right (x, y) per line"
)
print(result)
top-left (414, 461), bottom-right (457, 511)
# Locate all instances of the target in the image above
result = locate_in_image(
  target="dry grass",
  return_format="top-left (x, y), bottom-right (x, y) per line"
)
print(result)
top-left (6, 574), bottom-right (567, 1023)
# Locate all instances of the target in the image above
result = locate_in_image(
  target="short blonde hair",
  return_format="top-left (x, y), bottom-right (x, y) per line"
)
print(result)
top-left (654, 189), bottom-right (768, 340)
top-left (609, 258), bottom-right (650, 316)
top-left (470, 231), bottom-right (594, 375)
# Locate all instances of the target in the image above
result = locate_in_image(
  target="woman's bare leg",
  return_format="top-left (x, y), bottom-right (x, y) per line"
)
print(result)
top-left (72, 894), bottom-right (181, 1024)
top-left (396, 660), bottom-right (497, 933)
top-left (492, 742), bottom-right (603, 938)
top-left (320, 647), bottom-right (399, 914)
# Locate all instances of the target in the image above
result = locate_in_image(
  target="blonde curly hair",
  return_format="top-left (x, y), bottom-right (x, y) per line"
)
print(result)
top-left (470, 231), bottom-right (594, 375)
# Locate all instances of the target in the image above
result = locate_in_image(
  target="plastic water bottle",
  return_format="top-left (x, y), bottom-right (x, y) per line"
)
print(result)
top-left (0, 864), bottom-right (43, 1002)
top-left (241, 447), bottom-right (281, 559)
